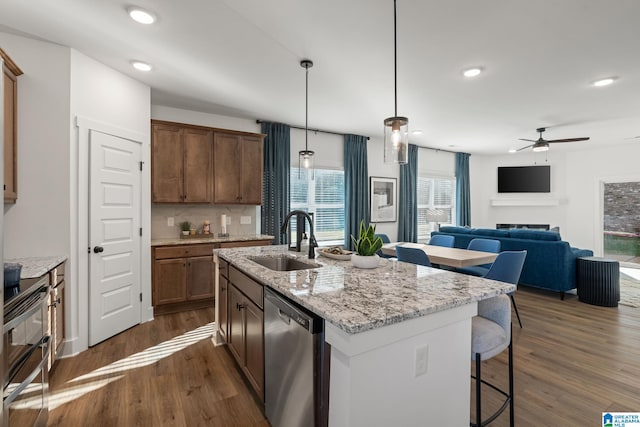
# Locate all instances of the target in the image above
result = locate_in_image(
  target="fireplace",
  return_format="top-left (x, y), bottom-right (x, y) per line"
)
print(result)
top-left (496, 224), bottom-right (550, 230)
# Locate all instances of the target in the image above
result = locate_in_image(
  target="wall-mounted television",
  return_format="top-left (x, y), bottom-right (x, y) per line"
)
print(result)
top-left (497, 165), bottom-right (550, 193)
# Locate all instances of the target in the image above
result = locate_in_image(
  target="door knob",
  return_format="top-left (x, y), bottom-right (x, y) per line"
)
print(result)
top-left (93, 246), bottom-right (104, 253)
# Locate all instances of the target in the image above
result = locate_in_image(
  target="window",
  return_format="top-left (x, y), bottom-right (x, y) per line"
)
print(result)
top-left (290, 168), bottom-right (345, 244)
top-left (417, 176), bottom-right (456, 242)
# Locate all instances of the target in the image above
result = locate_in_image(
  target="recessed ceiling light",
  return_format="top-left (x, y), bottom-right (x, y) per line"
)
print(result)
top-left (412, 130), bottom-right (423, 135)
top-left (128, 7), bottom-right (156, 24)
top-left (508, 149), bottom-right (517, 154)
top-left (132, 61), bottom-right (152, 71)
top-left (592, 77), bottom-right (617, 87)
top-left (463, 67), bottom-right (483, 78)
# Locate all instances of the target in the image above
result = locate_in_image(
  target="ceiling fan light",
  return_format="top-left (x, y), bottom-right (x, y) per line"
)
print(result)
top-left (532, 144), bottom-right (549, 152)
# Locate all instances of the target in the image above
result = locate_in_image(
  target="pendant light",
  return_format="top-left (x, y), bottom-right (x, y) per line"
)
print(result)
top-left (383, 0), bottom-right (408, 165)
top-left (299, 59), bottom-right (315, 179)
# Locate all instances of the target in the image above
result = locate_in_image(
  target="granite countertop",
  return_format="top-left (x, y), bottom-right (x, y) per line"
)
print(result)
top-left (214, 245), bottom-right (516, 335)
top-left (5, 255), bottom-right (68, 279)
top-left (151, 234), bottom-right (274, 246)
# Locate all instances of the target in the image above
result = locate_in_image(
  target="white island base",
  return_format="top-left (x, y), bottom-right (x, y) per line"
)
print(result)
top-left (326, 302), bottom-right (476, 427)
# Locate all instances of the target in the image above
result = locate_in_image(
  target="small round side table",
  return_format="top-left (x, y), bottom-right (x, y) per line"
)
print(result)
top-left (576, 256), bottom-right (620, 307)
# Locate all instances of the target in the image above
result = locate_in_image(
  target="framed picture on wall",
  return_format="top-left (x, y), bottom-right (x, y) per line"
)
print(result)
top-left (370, 176), bottom-right (397, 223)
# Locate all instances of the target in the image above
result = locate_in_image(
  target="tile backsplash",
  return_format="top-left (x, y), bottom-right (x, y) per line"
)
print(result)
top-left (151, 204), bottom-right (260, 239)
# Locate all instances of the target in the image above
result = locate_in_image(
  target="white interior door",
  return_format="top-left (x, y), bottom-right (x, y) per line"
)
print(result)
top-left (89, 130), bottom-right (142, 346)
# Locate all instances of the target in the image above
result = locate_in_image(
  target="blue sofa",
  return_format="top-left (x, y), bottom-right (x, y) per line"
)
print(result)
top-left (431, 226), bottom-right (594, 294)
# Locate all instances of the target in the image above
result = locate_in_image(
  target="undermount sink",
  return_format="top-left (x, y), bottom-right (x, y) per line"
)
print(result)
top-left (249, 255), bottom-right (319, 272)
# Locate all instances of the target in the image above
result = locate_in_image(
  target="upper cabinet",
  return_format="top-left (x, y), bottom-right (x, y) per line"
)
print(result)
top-left (2, 48), bottom-right (23, 204)
top-left (213, 133), bottom-right (263, 205)
top-left (152, 122), bottom-right (213, 203)
top-left (151, 120), bottom-right (264, 205)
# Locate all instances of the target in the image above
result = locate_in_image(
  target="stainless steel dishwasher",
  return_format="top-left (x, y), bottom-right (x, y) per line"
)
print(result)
top-left (264, 288), bottom-right (327, 427)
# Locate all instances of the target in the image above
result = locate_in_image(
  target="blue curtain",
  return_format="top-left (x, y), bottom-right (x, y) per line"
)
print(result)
top-left (344, 134), bottom-right (369, 249)
top-left (261, 122), bottom-right (290, 244)
top-left (455, 152), bottom-right (471, 226)
top-left (398, 144), bottom-right (418, 242)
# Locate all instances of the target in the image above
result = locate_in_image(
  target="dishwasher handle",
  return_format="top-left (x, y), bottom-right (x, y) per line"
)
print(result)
top-left (265, 288), bottom-right (322, 333)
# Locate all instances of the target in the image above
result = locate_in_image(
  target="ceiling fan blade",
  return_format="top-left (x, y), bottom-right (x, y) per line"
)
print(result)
top-left (517, 144), bottom-right (533, 151)
top-left (547, 137), bottom-right (590, 143)
top-left (518, 138), bottom-right (537, 143)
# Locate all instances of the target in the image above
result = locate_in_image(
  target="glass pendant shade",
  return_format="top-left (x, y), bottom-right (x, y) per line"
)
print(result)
top-left (298, 149), bottom-right (315, 178)
top-left (384, 116), bottom-right (409, 164)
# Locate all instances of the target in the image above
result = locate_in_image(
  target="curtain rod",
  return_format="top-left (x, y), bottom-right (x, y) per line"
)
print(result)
top-left (417, 145), bottom-right (463, 155)
top-left (256, 120), bottom-right (370, 140)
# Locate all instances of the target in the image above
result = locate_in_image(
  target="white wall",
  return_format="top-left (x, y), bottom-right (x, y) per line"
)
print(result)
top-left (1, 32), bottom-right (71, 258)
top-left (69, 49), bottom-right (151, 354)
top-left (470, 143), bottom-right (640, 254)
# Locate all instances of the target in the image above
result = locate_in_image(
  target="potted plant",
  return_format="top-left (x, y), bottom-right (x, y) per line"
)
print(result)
top-left (350, 220), bottom-right (383, 269)
top-left (180, 221), bottom-right (191, 236)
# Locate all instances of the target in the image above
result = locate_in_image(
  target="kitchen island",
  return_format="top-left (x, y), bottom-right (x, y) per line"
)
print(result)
top-left (213, 245), bottom-right (515, 427)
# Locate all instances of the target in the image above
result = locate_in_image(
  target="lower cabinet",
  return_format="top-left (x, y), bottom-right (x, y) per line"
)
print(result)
top-left (48, 261), bottom-right (66, 371)
top-left (152, 244), bottom-right (216, 315)
top-left (226, 267), bottom-right (264, 401)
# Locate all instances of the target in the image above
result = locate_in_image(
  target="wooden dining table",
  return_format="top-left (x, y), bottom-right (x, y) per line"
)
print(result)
top-left (381, 242), bottom-right (498, 268)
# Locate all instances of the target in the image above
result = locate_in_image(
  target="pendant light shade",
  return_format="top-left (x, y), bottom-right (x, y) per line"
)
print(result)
top-left (383, 0), bottom-right (408, 165)
top-left (299, 59), bottom-right (315, 178)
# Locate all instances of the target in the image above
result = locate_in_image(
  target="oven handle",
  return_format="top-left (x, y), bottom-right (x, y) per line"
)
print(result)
top-left (3, 288), bottom-right (48, 333)
top-left (3, 335), bottom-right (51, 406)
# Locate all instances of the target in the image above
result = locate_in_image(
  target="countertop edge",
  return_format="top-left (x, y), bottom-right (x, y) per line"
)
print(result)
top-left (151, 234), bottom-right (274, 246)
top-left (5, 255), bottom-right (68, 279)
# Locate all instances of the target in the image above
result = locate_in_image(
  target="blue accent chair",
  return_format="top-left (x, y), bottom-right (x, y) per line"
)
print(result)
top-left (428, 234), bottom-right (455, 247)
top-left (396, 246), bottom-right (432, 267)
top-left (375, 234), bottom-right (393, 259)
top-left (484, 250), bottom-right (527, 328)
top-left (456, 238), bottom-right (501, 277)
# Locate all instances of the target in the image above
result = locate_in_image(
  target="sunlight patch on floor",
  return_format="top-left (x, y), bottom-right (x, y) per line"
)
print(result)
top-left (41, 322), bottom-right (214, 411)
top-left (70, 322), bottom-right (213, 383)
top-left (621, 267), bottom-right (640, 281)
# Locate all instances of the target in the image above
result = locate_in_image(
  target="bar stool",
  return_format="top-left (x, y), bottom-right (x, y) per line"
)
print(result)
top-left (471, 294), bottom-right (514, 427)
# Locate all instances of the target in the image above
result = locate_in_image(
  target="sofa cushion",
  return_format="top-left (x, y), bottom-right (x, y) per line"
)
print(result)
top-left (472, 228), bottom-right (510, 238)
top-left (439, 226), bottom-right (471, 234)
top-left (509, 229), bottom-right (561, 241)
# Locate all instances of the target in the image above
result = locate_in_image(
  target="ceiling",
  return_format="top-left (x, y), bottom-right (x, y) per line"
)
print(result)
top-left (1, 0), bottom-right (639, 154)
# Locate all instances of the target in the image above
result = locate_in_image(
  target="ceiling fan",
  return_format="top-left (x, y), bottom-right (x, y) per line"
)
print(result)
top-left (517, 127), bottom-right (590, 152)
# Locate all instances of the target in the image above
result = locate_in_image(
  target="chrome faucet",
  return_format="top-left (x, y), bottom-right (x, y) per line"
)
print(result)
top-left (280, 210), bottom-right (318, 259)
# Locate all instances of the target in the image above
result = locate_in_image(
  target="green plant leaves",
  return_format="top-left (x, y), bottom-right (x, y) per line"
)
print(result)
top-left (351, 219), bottom-right (383, 256)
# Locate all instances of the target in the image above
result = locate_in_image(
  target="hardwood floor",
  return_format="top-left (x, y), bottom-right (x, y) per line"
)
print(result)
top-left (472, 286), bottom-right (640, 426)
top-left (47, 308), bottom-right (269, 427)
top-left (48, 289), bottom-right (640, 427)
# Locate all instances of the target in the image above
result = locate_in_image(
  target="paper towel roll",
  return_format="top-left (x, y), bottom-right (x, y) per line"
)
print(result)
top-left (221, 214), bottom-right (227, 234)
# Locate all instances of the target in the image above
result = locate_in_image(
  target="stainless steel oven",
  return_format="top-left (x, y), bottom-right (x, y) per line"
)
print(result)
top-left (3, 275), bottom-right (50, 427)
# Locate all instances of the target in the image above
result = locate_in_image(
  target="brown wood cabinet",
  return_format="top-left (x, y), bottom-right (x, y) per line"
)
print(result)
top-left (151, 120), bottom-right (264, 205)
top-left (2, 48), bottom-right (23, 204)
top-left (152, 122), bottom-right (213, 203)
top-left (152, 243), bottom-right (216, 315)
top-left (227, 266), bottom-right (264, 401)
top-left (216, 239), bottom-right (271, 344)
top-left (213, 133), bottom-right (263, 204)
